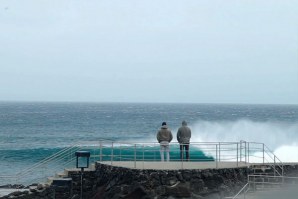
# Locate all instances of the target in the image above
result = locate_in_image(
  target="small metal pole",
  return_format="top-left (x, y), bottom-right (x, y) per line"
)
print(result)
top-left (254, 176), bottom-right (256, 192)
top-left (154, 143), bottom-right (156, 161)
top-left (236, 143), bottom-right (239, 167)
top-left (274, 156), bottom-right (276, 176)
top-left (263, 143), bottom-right (265, 164)
top-left (240, 140), bottom-right (242, 162)
top-left (182, 144), bottom-right (184, 162)
top-left (244, 141), bottom-right (247, 164)
top-left (100, 141), bottom-right (102, 162)
top-left (282, 164), bottom-right (284, 184)
top-left (142, 144), bottom-right (145, 169)
top-left (218, 142), bottom-right (221, 162)
top-left (216, 144), bottom-right (218, 169)
top-left (111, 142), bottom-right (114, 165)
top-left (120, 143), bottom-right (122, 162)
top-left (93, 148), bottom-right (95, 163)
top-left (181, 147), bottom-right (184, 170)
top-left (182, 144), bottom-right (184, 169)
top-left (248, 142), bottom-right (250, 163)
top-left (134, 144), bottom-right (137, 168)
top-left (80, 168), bottom-right (84, 199)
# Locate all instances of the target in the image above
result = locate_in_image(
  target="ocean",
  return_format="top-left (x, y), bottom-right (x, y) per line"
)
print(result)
top-left (0, 102), bottom-right (298, 185)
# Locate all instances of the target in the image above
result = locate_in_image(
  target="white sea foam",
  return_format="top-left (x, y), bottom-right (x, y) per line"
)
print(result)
top-left (274, 144), bottom-right (298, 162)
top-left (189, 119), bottom-right (298, 162)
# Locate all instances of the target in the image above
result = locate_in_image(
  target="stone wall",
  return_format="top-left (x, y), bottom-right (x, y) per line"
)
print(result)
top-left (88, 163), bottom-right (249, 199)
top-left (1, 163), bottom-right (298, 199)
top-left (70, 163), bottom-right (298, 199)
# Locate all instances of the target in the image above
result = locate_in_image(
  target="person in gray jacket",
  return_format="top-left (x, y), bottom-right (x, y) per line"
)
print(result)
top-left (177, 120), bottom-right (191, 161)
top-left (157, 122), bottom-right (173, 162)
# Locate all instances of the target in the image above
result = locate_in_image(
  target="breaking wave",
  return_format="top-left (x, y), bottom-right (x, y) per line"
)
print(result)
top-left (188, 119), bottom-right (298, 162)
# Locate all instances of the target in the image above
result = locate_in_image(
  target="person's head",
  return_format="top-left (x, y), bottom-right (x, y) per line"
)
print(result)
top-left (162, 122), bottom-right (167, 126)
top-left (182, 120), bottom-right (187, 126)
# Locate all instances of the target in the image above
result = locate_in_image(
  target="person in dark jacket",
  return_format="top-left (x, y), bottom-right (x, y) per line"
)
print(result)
top-left (177, 120), bottom-right (191, 161)
top-left (157, 122), bottom-right (173, 162)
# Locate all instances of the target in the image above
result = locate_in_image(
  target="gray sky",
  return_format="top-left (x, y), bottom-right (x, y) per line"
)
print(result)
top-left (1, 0), bottom-right (298, 104)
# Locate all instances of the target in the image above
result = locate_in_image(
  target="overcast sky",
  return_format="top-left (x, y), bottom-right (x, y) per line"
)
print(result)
top-left (0, 0), bottom-right (297, 104)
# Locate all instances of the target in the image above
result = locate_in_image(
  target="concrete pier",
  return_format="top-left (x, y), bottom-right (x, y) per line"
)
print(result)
top-left (101, 161), bottom-right (250, 170)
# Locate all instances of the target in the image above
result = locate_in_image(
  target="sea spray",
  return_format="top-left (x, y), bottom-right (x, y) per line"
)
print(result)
top-left (190, 119), bottom-right (298, 149)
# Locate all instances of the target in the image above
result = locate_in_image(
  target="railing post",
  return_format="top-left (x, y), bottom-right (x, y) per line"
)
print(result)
top-left (154, 143), bottom-right (156, 161)
top-left (248, 142), bottom-right (250, 163)
top-left (218, 142), bottom-right (221, 162)
top-left (181, 143), bottom-right (184, 169)
top-left (134, 144), bottom-right (137, 168)
top-left (236, 143), bottom-right (239, 167)
top-left (263, 143), bottom-right (265, 164)
top-left (240, 140), bottom-right (246, 163)
top-left (142, 144), bottom-right (145, 169)
top-left (282, 164), bottom-right (284, 184)
top-left (240, 140), bottom-right (242, 162)
top-left (253, 176), bottom-right (256, 192)
top-left (111, 142), bottom-right (114, 165)
top-left (248, 175), bottom-right (251, 194)
top-left (119, 143), bottom-right (122, 162)
top-left (181, 143), bottom-right (184, 162)
top-left (93, 148), bottom-right (96, 163)
top-left (216, 144), bottom-right (218, 169)
top-left (244, 141), bottom-right (247, 164)
top-left (100, 141), bottom-right (102, 162)
top-left (274, 156), bottom-right (276, 176)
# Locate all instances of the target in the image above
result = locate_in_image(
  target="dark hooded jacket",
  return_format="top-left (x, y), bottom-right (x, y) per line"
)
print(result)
top-left (177, 121), bottom-right (191, 144)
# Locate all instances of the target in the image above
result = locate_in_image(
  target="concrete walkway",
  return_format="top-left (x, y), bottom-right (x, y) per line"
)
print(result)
top-left (99, 161), bottom-right (298, 170)
top-left (99, 161), bottom-right (250, 170)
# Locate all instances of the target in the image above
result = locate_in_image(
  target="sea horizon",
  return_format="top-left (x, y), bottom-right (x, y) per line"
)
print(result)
top-left (1, 100), bottom-right (298, 106)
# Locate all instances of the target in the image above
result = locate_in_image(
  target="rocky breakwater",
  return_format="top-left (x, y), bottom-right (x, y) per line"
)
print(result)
top-left (91, 163), bottom-right (248, 199)
top-left (0, 184), bottom-right (54, 199)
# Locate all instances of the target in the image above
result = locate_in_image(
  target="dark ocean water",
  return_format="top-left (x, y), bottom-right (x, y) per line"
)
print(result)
top-left (0, 102), bottom-right (298, 182)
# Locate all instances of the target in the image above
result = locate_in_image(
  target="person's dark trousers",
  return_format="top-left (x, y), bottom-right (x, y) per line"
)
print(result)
top-left (180, 143), bottom-right (190, 161)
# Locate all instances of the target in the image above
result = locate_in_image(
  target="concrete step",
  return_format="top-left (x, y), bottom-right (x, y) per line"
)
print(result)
top-left (48, 164), bottom-right (96, 185)
top-left (64, 166), bottom-right (96, 174)
top-left (55, 172), bottom-right (68, 178)
top-left (47, 177), bottom-right (56, 184)
top-left (46, 163), bottom-right (95, 184)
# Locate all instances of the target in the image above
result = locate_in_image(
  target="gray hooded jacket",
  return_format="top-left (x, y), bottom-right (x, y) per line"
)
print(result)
top-left (177, 121), bottom-right (191, 144)
top-left (157, 125), bottom-right (173, 143)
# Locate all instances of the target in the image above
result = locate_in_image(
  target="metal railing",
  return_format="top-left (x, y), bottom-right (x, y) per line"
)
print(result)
top-left (98, 141), bottom-right (241, 162)
top-left (248, 175), bottom-right (298, 190)
top-left (224, 183), bottom-right (249, 199)
top-left (0, 140), bottom-right (284, 189)
top-left (0, 143), bottom-right (98, 187)
top-left (228, 175), bottom-right (298, 199)
top-left (227, 142), bottom-right (285, 199)
top-left (97, 140), bottom-right (283, 170)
